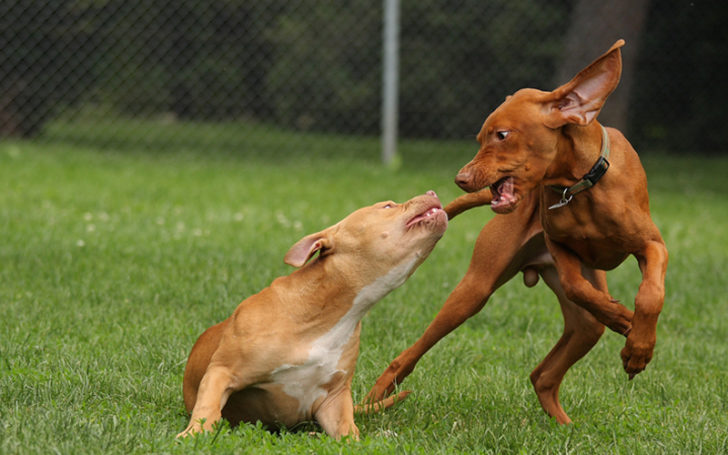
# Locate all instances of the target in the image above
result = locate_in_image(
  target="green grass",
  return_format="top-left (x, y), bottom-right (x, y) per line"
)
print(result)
top-left (1, 122), bottom-right (727, 454)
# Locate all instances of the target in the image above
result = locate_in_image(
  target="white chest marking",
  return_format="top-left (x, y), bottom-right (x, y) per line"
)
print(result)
top-left (271, 256), bottom-right (419, 415)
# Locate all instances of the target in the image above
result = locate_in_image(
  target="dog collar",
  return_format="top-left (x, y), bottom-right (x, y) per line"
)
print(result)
top-left (548, 125), bottom-right (610, 210)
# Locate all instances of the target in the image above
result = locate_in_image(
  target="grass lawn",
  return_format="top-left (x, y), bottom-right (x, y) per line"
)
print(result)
top-left (1, 123), bottom-right (727, 454)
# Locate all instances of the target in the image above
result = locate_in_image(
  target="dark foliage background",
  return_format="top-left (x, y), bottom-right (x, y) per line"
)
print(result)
top-left (1, 0), bottom-right (726, 153)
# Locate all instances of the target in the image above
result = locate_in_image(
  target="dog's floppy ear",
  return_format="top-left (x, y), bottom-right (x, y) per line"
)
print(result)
top-left (284, 227), bottom-right (335, 267)
top-left (543, 39), bottom-right (624, 128)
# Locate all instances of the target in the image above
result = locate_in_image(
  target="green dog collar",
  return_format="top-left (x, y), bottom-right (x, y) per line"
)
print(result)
top-left (548, 125), bottom-right (610, 210)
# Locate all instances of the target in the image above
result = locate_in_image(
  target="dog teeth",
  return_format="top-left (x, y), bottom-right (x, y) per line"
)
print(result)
top-left (407, 207), bottom-right (442, 228)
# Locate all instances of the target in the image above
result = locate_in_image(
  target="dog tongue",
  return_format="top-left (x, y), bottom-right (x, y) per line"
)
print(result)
top-left (492, 178), bottom-right (516, 208)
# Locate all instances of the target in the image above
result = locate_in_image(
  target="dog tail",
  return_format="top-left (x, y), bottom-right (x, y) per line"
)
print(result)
top-left (354, 390), bottom-right (411, 414)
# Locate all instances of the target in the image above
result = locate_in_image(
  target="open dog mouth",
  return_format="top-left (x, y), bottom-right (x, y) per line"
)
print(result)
top-left (490, 176), bottom-right (518, 212)
top-left (406, 205), bottom-right (445, 229)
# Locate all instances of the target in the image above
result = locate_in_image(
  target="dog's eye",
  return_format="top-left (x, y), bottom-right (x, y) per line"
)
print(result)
top-left (382, 202), bottom-right (395, 209)
top-left (496, 130), bottom-right (510, 141)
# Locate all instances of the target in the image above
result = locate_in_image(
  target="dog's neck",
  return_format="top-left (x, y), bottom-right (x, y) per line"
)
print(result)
top-left (543, 122), bottom-right (606, 188)
top-left (276, 253), bottom-right (417, 320)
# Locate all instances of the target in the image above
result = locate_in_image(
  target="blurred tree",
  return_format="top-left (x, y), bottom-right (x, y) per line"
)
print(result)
top-left (94, 0), bottom-right (283, 120)
top-left (554, 0), bottom-right (649, 134)
top-left (1, 0), bottom-right (725, 153)
top-left (0, 1), bottom-right (99, 136)
top-left (631, 0), bottom-right (728, 154)
top-left (263, 1), bottom-right (381, 134)
top-left (398, 0), bottom-right (570, 138)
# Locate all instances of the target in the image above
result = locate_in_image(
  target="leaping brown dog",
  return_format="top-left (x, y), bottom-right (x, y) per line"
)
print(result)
top-left (365, 40), bottom-right (668, 424)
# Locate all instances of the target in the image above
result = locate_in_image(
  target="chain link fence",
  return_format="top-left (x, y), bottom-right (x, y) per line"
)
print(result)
top-left (2, 0), bottom-right (726, 156)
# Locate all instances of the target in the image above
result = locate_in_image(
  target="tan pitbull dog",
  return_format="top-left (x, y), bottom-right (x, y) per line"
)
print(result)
top-left (366, 40), bottom-right (668, 424)
top-left (177, 191), bottom-right (447, 439)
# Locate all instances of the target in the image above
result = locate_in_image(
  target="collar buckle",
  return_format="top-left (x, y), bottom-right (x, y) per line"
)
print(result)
top-left (548, 187), bottom-right (574, 210)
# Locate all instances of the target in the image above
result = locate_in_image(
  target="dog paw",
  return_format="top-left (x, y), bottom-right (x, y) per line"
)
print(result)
top-left (176, 419), bottom-right (208, 439)
top-left (364, 383), bottom-right (391, 403)
top-left (175, 428), bottom-right (194, 439)
top-left (620, 336), bottom-right (654, 379)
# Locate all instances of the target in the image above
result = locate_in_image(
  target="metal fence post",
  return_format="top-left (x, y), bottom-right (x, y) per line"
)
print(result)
top-left (382, 0), bottom-right (400, 166)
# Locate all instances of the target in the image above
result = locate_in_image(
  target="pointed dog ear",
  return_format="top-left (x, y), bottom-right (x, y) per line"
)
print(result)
top-left (284, 227), bottom-right (335, 267)
top-left (543, 39), bottom-right (624, 128)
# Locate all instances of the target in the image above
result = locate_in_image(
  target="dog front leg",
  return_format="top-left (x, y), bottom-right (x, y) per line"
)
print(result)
top-left (365, 273), bottom-right (493, 402)
top-left (444, 188), bottom-right (493, 219)
top-left (316, 389), bottom-right (359, 440)
top-left (621, 239), bottom-right (668, 378)
top-left (366, 202), bottom-right (540, 403)
top-left (177, 366), bottom-right (237, 438)
top-left (545, 237), bottom-right (634, 336)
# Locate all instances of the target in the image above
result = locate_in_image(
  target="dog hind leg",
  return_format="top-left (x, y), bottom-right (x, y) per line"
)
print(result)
top-left (529, 266), bottom-right (606, 424)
